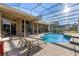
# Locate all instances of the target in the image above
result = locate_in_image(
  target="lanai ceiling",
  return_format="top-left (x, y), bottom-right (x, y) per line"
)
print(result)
top-left (3, 3), bottom-right (79, 25)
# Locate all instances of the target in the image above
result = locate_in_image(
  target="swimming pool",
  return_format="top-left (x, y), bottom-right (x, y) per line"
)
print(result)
top-left (40, 33), bottom-right (71, 43)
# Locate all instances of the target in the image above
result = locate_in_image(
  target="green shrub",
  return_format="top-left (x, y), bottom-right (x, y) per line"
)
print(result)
top-left (51, 28), bottom-right (63, 34)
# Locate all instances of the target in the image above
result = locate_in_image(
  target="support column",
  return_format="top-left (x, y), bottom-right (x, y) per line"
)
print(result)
top-left (44, 25), bottom-right (45, 32)
top-left (41, 25), bottom-right (43, 33)
top-left (38, 24), bottom-right (40, 33)
top-left (0, 13), bottom-right (2, 40)
top-left (78, 17), bottom-right (79, 33)
top-left (16, 20), bottom-right (22, 36)
top-left (48, 25), bottom-right (51, 32)
top-left (39, 24), bottom-right (41, 33)
top-left (45, 25), bottom-right (46, 32)
top-left (19, 20), bottom-right (22, 36)
top-left (32, 22), bottom-right (35, 34)
top-left (37, 20), bottom-right (38, 35)
top-left (41, 25), bottom-right (42, 33)
top-left (40, 25), bottom-right (41, 33)
top-left (46, 25), bottom-right (48, 32)
top-left (10, 17), bottom-right (12, 38)
top-left (24, 20), bottom-right (26, 37)
top-left (47, 25), bottom-right (48, 32)
top-left (43, 25), bottom-right (44, 32)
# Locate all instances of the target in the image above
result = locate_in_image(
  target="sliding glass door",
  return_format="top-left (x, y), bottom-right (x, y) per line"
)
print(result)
top-left (2, 18), bottom-right (16, 37)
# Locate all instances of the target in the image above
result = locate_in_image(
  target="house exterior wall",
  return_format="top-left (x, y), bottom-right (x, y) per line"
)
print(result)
top-left (1, 18), bottom-right (49, 37)
top-left (0, 10), bottom-right (49, 38)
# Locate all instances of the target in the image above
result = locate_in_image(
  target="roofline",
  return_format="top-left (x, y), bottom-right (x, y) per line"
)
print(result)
top-left (0, 4), bottom-right (49, 25)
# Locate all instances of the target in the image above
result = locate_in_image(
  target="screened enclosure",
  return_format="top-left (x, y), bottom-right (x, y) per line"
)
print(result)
top-left (4, 3), bottom-right (79, 33)
top-left (0, 3), bottom-right (79, 56)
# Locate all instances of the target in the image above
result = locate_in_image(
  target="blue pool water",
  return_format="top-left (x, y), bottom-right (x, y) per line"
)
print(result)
top-left (40, 33), bottom-right (71, 43)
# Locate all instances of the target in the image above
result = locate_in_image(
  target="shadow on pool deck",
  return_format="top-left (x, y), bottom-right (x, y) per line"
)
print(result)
top-left (70, 41), bottom-right (79, 46)
top-left (5, 46), bottom-right (42, 56)
top-left (52, 43), bottom-right (79, 56)
top-left (7, 40), bottom-right (17, 50)
top-left (5, 39), bottom-right (43, 56)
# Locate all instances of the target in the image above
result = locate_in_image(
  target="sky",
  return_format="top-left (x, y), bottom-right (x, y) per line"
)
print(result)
top-left (4, 3), bottom-right (79, 25)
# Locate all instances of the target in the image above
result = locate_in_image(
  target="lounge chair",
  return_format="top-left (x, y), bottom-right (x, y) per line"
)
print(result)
top-left (17, 37), bottom-right (40, 56)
